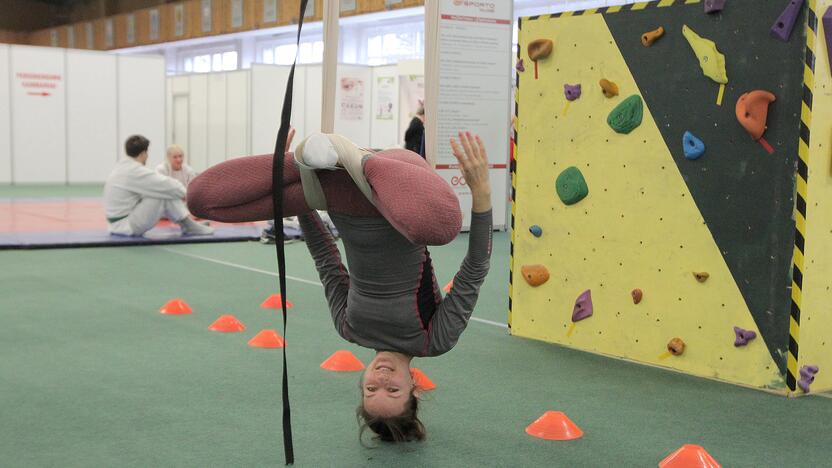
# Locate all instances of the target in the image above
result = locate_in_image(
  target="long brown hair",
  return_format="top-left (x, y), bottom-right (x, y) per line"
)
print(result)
top-left (357, 392), bottom-right (426, 443)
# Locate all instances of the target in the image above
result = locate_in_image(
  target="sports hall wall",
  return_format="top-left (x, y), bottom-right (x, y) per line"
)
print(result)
top-left (165, 61), bottom-right (419, 169)
top-left (0, 44), bottom-right (165, 184)
top-left (510, 0), bottom-right (832, 394)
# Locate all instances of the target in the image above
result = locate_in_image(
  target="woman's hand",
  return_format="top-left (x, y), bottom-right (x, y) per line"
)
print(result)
top-left (285, 127), bottom-right (296, 154)
top-left (450, 131), bottom-right (492, 213)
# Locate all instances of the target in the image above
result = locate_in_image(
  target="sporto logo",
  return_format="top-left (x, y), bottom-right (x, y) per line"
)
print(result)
top-left (451, 176), bottom-right (467, 187)
top-left (452, 0), bottom-right (496, 13)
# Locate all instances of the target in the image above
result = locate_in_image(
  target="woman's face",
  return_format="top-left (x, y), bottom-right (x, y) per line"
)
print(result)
top-left (362, 352), bottom-right (416, 418)
top-left (169, 151), bottom-right (184, 171)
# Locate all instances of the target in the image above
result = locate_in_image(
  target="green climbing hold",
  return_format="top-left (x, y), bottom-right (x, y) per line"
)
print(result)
top-left (556, 167), bottom-right (589, 205)
top-left (607, 95), bottom-right (644, 134)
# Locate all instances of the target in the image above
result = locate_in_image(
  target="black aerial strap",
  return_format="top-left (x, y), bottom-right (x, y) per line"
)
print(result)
top-left (271, 0), bottom-right (308, 464)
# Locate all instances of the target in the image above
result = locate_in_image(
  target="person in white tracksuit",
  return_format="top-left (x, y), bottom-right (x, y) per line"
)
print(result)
top-left (104, 135), bottom-right (213, 237)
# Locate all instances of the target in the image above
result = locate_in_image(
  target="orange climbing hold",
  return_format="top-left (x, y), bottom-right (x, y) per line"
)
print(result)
top-left (160, 298), bottom-right (192, 315)
top-left (735, 90), bottom-right (776, 141)
top-left (528, 38), bottom-right (554, 79)
top-left (320, 350), bottom-right (365, 372)
top-left (631, 289), bottom-right (643, 304)
top-left (248, 329), bottom-right (285, 348)
top-left (599, 79), bottom-right (619, 98)
top-left (209, 314), bottom-right (246, 332)
top-left (659, 444), bottom-right (722, 468)
top-left (525, 411), bottom-right (584, 441)
top-left (693, 272), bottom-right (710, 283)
top-left (261, 293), bottom-right (294, 310)
top-left (521, 264), bottom-right (550, 287)
top-left (444, 280), bottom-right (453, 293)
top-left (667, 337), bottom-right (686, 356)
top-left (642, 26), bottom-right (665, 47)
top-left (411, 368), bottom-right (437, 391)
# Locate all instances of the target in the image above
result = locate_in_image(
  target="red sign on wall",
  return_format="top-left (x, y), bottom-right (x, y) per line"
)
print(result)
top-left (16, 72), bottom-right (62, 97)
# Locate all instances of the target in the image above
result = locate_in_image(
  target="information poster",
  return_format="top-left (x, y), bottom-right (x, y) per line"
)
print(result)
top-left (375, 76), bottom-right (395, 120)
top-left (174, 4), bottom-right (185, 37)
top-left (201, 0), bottom-right (212, 33)
top-left (434, 0), bottom-right (512, 229)
top-left (263, 0), bottom-right (277, 23)
top-left (339, 77), bottom-right (365, 121)
top-left (149, 9), bottom-right (160, 40)
top-left (105, 19), bottom-right (114, 47)
top-left (231, 0), bottom-right (244, 28)
top-left (126, 14), bottom-right (136, 44)
top-left (399, 74), bottom-right (424, 138)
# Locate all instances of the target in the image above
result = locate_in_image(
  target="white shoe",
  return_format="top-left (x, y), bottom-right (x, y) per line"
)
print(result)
top-left (302, 133), bottom-right (340, 170)
top-left (179, 217), bottom-right (215, 236)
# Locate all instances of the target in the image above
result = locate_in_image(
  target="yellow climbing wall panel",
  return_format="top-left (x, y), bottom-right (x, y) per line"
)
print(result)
top-left (795, 0), bottom-right (832, 394)
top-left (511, 13), bottom-right (784, 389)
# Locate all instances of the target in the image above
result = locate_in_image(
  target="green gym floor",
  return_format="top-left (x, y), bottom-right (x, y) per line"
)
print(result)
top-left (1, 185), bottom-right (830, 467)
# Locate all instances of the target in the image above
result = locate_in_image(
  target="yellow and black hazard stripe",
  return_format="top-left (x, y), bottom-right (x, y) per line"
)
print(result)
top-left (787, 0), bottom-right (818, 393)
top-left (510, 0), bottom-right (702, 328)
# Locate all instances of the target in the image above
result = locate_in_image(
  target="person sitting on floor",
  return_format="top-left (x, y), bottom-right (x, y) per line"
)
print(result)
top-left (104, 135), bottom-right (214, 237)
top-left (156, 144), bottom-right (199, 192)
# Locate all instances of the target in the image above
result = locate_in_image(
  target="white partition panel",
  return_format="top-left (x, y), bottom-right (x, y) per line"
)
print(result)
top-left (290, 67), bottom-right (306, 148)
top-left (334, 65), bottom-right (372, 148)
top-left (250, 64), bottom-right (290, 155)
top-left (10, 46), bottom-right (67, 183)
top-left (187, 74), bottom-right (209, 171)
top-left (118, 55), bottom-right (165, 168)
top-left (207, 73), bottom-right (227, 167)
top-left (167, 75), bottom-right (190, 146)
top-left (226, 70), bottom-right (250, 158)
top-left (0, 45), bottom-right (11, 183)
top-left (66, 50), bottom-right (117, 183)
top-left (370, 65), bottom-right (399, 150)
top-left (303, 65), bottom-right (322, 140)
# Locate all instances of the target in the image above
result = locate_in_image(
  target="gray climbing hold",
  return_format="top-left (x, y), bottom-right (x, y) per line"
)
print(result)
top-left (704, 0), bottom-right (727, 13)
top-left (529, 225), bottom-right (543, 237)
top-left (555, 167), bottom-right (589, 206)
top-left (683, 131), bottom-right (706, 160)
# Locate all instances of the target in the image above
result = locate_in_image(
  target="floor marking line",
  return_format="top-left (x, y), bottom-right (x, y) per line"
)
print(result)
top-left (159, 246), bottom-right (509, 329)
top-left (159, 247), bottom-right (324, 287)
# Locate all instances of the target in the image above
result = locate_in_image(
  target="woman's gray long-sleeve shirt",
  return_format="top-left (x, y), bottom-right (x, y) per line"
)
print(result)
top-left (298, 210), bottom-right (492, 357)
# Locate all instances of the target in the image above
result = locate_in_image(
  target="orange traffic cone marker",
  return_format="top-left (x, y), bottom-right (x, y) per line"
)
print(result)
top-left (160, 298), bottom-right (192, 315)
top-left (209, 314), bottom-right (245, 332)
top-left (443, 280), bottom-right (453, 293)
top-left (659, 444), bottom-right (721, 468)
top-left (525, 411), bottom-right (584, 441)
top-left (320, 350), bottom-right (364, 372)
top-left (261, 294), bottom-right (294, 310)
top-left (248, 329), bottom-right (285, 348)
top-left (411, 368), bottom-right (436, 391)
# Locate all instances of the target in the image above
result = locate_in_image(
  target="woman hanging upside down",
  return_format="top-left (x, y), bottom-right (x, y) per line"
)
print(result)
top-left (187, 130), bottom-right (492, 443)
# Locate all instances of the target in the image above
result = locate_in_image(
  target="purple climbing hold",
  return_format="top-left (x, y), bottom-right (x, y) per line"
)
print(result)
top-left (704, 0), bottom-right (727, 14)
top-left (823, 8), bottom-right (832, 76)
top-left (516, 59), bottom-right (525, 73)
top-left (771, 0), bottom-right (805, 42)
top-left (798, 365), bottom-right (819, 393)
top-left (733, 326), bottom-right (757, 347)
top-left (564, 84), bottom-right (582, 102)
top-left (571, 289), bottom-right (593, 322)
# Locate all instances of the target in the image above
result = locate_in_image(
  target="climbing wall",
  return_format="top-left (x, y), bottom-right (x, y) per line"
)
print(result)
top-left (510, 0), bottom-right (829, 392)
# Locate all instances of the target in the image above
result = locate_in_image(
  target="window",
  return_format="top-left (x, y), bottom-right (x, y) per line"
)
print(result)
top-left (259, 40), bottom-right (325, 65)
top-left (179, 46), bottom-right (239, 73)
top-left (363, 22), bottom-right (424, 65)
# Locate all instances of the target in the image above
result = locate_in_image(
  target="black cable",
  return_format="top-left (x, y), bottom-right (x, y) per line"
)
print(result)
top-left (271, 0), bottom-right (308, 464)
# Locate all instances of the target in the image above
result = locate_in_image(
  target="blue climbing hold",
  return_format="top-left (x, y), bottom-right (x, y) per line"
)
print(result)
top-left (529, 225), bottom-right (543, 237)
top-left (683, 131), bottom-right (705, 160)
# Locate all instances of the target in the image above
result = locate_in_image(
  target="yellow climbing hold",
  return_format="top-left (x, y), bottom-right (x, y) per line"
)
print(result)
top-left (682, 25), bottom-right (728, 84)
